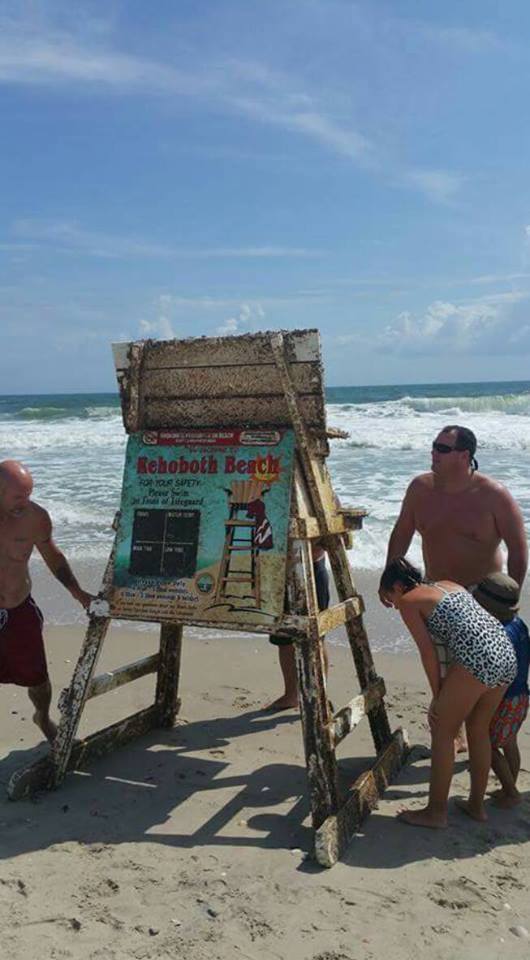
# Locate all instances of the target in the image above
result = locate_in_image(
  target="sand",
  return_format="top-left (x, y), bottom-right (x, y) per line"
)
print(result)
top-left (1, 589), bottom-right (530, 959)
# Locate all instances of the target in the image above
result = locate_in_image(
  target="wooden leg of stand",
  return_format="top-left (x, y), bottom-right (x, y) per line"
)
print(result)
top-left (53, 613), bottom-right (111, 786)
top-left (326, 540), bottom-right (392, 752)
top-left (314, 728), bottom-right (409, 867)
top-left (155, 623), bottom-right (183, 727)
top-left (8, 706), bottom-right (164, 801)
top-left (294, 629), bottom-right (340, 829)
top-left (285, 479), bottom-right (339, 829)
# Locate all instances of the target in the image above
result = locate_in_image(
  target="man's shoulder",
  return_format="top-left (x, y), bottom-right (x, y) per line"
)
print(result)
top-left (407, 473), bottom-right (434, 494)
top-left (29, 499), bottom-right (47, 517)
top-left (473, 472), bottom-right (515, 502)
top-left (28, 500), bottom-right (51, 530)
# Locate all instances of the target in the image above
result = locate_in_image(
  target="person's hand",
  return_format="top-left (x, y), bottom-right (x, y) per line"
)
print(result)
top-left (74, 589), bottom-right (96, 611)
top-left (428, 698), bottom-right (439, 730)
top-left (378, 585), bottom-right (392, 608)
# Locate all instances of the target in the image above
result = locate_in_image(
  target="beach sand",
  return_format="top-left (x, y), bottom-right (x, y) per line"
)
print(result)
top-left (1, 580), bottom-right (530, 959)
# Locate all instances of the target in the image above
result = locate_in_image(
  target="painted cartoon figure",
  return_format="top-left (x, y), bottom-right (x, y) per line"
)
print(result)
top-left (246, 494), bottom-right (273, 550)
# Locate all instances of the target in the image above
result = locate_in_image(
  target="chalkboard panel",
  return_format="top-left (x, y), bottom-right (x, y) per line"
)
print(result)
top-left (129, 508), bottom-right (200, 577)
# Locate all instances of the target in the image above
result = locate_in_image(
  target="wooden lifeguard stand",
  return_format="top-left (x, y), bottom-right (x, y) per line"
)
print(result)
top-left (8, 329), bottom-right (407, 867)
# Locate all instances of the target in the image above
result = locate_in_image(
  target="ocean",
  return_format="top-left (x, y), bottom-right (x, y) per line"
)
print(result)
top-left (1, 382), bottom-right (530, 640)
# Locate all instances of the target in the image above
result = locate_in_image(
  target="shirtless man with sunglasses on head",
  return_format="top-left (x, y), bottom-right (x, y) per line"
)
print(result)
top-left (381, 425), bottom-right (527, 600)
top-left (380, 425), bottom-right (528, 748)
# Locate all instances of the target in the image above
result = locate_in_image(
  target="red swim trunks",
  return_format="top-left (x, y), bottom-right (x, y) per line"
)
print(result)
top-left (490, 693), bottom-right (529, 749)
top-left (0, 596), bottom-right (48, 687)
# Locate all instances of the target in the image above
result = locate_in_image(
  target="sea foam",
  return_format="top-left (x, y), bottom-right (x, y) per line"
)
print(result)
top-left (0, 386), bottom-right (528, 576)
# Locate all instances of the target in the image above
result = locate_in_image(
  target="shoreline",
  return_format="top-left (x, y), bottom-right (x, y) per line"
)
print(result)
top-left (29, 560), bottom-right (530, 660)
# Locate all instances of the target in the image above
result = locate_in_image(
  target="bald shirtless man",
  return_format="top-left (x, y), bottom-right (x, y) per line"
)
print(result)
top-left (0, 460), bottom-right (93, 742)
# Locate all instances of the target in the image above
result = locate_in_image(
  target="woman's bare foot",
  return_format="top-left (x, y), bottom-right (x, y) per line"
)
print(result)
top-left (397, 807), bottom-right (447, 829)
top-left (491, 790), bottom-right (521, 809)
top-left (262, 695), bottom-right (298, 711)
top-left (454, 798), bottom-right (487, 822)
top-left (33, 711), bottom-right (58, 743)
top-left (454, 728), bottom-right (468, 754)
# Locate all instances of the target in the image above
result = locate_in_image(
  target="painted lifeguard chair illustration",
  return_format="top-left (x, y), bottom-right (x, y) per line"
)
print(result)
top-left (215, 479), bottom-right (273, 607)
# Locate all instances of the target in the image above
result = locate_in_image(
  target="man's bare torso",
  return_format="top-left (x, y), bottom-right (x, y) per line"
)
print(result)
top-left (0, 501), bottom-right (47, 608)
top-left (410, 472), bottom-right (503, 586)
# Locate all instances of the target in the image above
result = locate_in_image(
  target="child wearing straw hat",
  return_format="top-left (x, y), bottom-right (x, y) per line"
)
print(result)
top-left (473, 573), bottom-right (530, 808)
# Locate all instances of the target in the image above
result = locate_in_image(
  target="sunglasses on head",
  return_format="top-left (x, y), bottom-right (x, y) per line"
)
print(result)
top-left (432, 441), bottom-right (458, 454)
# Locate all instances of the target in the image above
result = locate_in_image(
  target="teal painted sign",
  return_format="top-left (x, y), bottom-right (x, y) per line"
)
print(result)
top-left (110, 428), bottom-right (295, 626)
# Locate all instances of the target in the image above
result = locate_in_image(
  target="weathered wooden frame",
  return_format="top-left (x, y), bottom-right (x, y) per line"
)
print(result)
top-left (7, 329), bottom-right (408, 866)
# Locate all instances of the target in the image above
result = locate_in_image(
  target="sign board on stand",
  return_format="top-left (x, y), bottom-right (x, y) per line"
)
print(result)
top-left (110, 428), bottom-right (295, 625)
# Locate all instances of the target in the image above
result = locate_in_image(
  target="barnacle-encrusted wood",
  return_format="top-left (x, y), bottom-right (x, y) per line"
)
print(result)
top-left (7, 328), bottom-right (407, 867)
top-left (112, 329), bottom-right (329, 455)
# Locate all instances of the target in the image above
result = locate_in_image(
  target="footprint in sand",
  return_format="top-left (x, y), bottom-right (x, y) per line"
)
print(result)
top-left (494, 873), bottom-right (524, 892)
top-left (428, 877), bottom-right (498, 913)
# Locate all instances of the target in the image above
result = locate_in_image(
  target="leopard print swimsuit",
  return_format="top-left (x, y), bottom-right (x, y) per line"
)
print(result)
top-left (426, 585), bottom-right (517, 688)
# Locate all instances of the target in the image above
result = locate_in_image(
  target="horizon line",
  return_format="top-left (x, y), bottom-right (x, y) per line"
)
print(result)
top-left (1, 376), bottom-right (530, 398)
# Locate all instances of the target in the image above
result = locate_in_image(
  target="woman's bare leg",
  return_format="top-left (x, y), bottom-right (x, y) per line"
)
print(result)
top-left (399, 664), bottom-right (484, 828)
top-left (437, 653), bottom-right (466, 753)
top-left (456, 683), bottom-right (507, 821)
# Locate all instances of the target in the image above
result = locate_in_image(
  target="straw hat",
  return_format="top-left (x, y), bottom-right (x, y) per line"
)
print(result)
top-left (473, 572), bottom-right (520, 623)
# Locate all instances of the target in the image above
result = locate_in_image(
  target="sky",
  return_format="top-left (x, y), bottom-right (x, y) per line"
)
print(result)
top-left (2, 0), bottom-right (530, 392)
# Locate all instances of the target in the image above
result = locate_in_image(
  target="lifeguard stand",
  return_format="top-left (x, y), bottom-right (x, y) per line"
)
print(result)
top-left (7, 329), bottom-right (408, 867)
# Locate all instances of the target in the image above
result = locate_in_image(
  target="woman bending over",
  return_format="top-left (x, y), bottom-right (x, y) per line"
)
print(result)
top-left (380, 557), bottom-right (517, 828)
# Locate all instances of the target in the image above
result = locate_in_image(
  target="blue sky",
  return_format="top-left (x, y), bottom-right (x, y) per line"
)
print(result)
top-left (2, 0), bottom-right (530, 391)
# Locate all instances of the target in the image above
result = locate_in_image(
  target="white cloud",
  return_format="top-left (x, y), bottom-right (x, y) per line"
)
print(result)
top-left (147, 291), bottom-right (329, 311)
top-left (138, 294), bottom-right (176, 339)
top-left (334, 331), bottom-right (372, 346)
top-left (14, 219), bottom-right (175, 259)
top-left (0, 241), bottom-right (39, 251)
top-left (405, 169), bottom-right (464, 203)
top-left (156, 296), bottom-right (246, 310)
top-left (0, 5), bottom-right (196, 93)
top-left (141, 316), bottom-right (174, 339)
top-left (470, 272), bottom-right (530, 285)
top-left (477, 290), bottom-right (528, 305)
top-left (216, 317), bottom-right (240, 336)
top-left (0, 10), bottom-right (372, 171)
top-left (216, 302), bottom-right (265, 336)
top-left (12, 219), bottom-right (323, 260)
top-left (231, 96), bottom-right (373, 163)
top-left (139, 317), bottom-right (174, 340)
top-left (136, 296), bottom-right (267, 342)
top-left (0, 11), bottom-right (460, 204)
top-left (378, 294), bottom-right (530, 355)
top-left (420, 25), bottom-right (504, 54)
